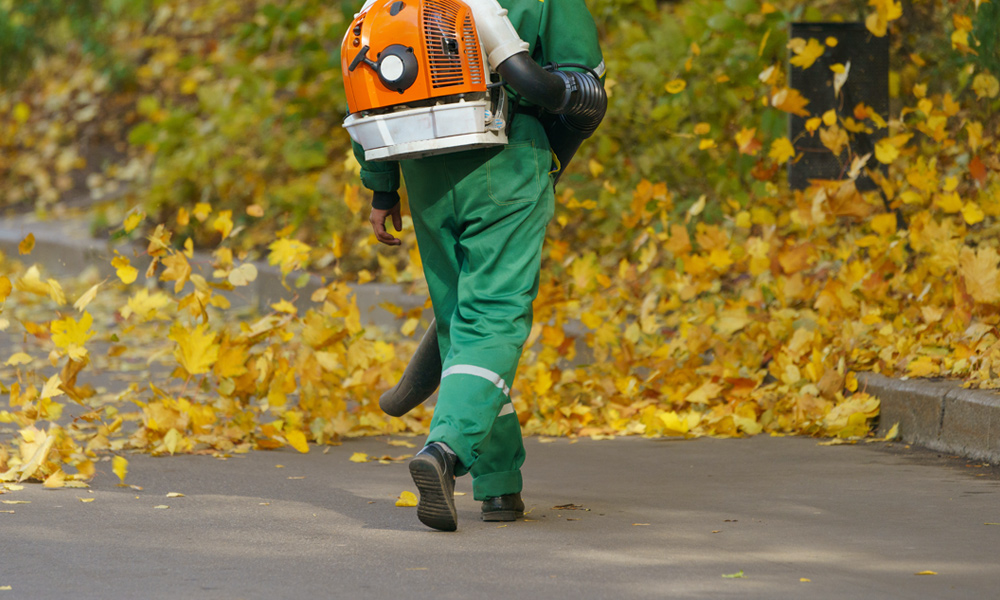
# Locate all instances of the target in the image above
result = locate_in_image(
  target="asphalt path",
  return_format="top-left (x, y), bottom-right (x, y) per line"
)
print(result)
top-left (1, 435), bottom-right (998, 599)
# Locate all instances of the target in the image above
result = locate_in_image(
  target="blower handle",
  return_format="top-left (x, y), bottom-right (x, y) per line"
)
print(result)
top-left (349, 45), bottom-right (378, 73)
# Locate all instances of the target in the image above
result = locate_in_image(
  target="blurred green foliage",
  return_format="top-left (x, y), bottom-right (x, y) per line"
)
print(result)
top-left (1, 0), bottom-right (997, 273)
top-left (0, 0), bottom-right (149, 88)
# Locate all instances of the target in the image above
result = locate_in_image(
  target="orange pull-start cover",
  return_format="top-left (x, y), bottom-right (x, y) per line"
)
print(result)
top-left (342, 0), bottom-right (488, 114)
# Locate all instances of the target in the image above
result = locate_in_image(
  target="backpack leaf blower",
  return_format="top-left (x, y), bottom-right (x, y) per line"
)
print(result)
top-left (342, 0), bottom-right (606, 176)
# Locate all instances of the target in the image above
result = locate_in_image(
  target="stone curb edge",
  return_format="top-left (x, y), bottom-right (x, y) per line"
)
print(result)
top-left (861, 372), bottom-right (1000, 464)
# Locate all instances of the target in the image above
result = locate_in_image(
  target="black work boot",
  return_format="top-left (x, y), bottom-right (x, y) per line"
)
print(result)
top-left (481, 493), bottom-right (525, 522)
top-left (409, 442), bottom-right (457, 531)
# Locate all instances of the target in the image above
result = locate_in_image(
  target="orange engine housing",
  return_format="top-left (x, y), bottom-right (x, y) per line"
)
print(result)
top-left (342, 0), bottom-right (488, 114)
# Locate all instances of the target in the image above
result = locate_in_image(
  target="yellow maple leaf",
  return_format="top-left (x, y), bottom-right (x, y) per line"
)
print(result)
top-left (734, 127), bottom-right (761, 156)
top-left (962, 202), bottom-right (985, 225)
top-left (870, 213), bottom-right (897, 236)
top-left (16, 426), bottom-right (55, 482)
top-left (665, 79), bottom-right (687, 94)
top-left (43, 470), bottom-right (66, 489)
top-left (268, 238), bottom-right (312, 276)
top-left (686, 381), bottom-right (723, 404)
top-left (758, 64), bottom-right (779, 86)
top-left (0, 276), bottom-right (10, 302)
top-left (5, 352), bottom-right (32, 366)
top-left (874, 138), bottom-right (900, 164)
top-left (18, 233), bottom-right (35, 255)
top-left (400, 317), bottom-right (420, 337)
top-left (160, 252), bottom-right (191, 293)
top-left (658, 411), bottom-right (698, 436)
top-left (13, 102), bottom-right (30, 123)
top-left (820, 124), bottom-right (849, 156)
top-left (865, 0), bottom-right (902, 37)
top-left (227, 263), bottom-right (258, 287)
top-left (15, 265), bottom-right (65, 304)
top-left (533, 367), bottom-right (553, 396)
top-left (192, 202), bottom-right (212, 222)
top-left (168, 322), bottom-right (220, 376)
top-left (972, 74), bottom-right (999, 100)
top-left (396, 490), bottom-right (418, 507)
top-left (123, 212), bottom-right (145, 234)
top-left (164, 428), bottom-right (185, 455)
top-left (40, 374), bottom-right (63, 400)
top-left (866, 13), bottom-right (888, 37)
top-left (212, 210), bottom-right (234, 239)
top-left (113, 456), bottom-right (128, 483)
top-left (214, 337), bottom-right (249, 378)
top-left (771, 88), bottom-right (810, 117)
top-left (112, 255), bottom-right (138, 285)
top-left (580, 311), bottom-right (604, 330)
top-left (788, 38), bottom-right (825, 69)
top-left (343, 183), bottom-right (364, 214)
top-left (907, 356), bottom-right (940, 378)
top-left (51, 312), bottom-right (94, 353)
top-left (960, 246), bottom-right (1000, 304)
top-left (270, 299), bottom-right (297, 314)
top-left (349, 452), bottom-right (369, 463)
top-left (122, 288), bottom-right (171, 321)
top-left (769, 137), bottom-right (796, 164)
top-left (935, 192), bottom-right (962, 214)
top-left (73, 282), bottom-right (101, 313)
top-left (285, 430), bottom-right (310, 454)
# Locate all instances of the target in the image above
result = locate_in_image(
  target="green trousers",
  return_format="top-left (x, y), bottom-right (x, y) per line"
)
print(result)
top-left (401, 115), bottom-right (554, 501)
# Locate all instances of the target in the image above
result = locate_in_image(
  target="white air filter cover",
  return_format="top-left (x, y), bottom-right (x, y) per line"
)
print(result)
top-left (345, 99), bottom-right (507, 161)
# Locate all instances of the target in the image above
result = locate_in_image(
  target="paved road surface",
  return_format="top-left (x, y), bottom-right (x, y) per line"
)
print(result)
top-left (1, 436), bottom-right (997, 599)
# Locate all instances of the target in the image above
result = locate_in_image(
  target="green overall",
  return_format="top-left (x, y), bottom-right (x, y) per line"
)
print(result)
top-left (354, 0), bottom-right (604, 500)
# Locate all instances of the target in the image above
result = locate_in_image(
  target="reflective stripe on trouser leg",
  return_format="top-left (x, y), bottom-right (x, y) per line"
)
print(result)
top-left (402, 115), bottom-right (554, 500)
top-left (441, 365), bottom-right (517, 418)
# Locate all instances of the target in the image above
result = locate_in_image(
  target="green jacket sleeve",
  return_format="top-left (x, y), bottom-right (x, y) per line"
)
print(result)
top-left (352, 140), bottom-right (401, 194)
top-left (538, 0), bottom-right (605, 77)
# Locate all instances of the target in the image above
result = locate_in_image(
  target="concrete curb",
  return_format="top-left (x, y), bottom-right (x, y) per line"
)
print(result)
top-left (861, 372), bottom-right (1000, 463)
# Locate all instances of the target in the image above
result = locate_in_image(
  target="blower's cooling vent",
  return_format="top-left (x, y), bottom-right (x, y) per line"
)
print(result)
top-left (423, 0), bottom-right (481, 88)
top-left (462, 14), bottom-right (483, 86)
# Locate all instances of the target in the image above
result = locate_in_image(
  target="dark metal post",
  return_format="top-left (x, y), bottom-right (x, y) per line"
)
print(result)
top-left (788, 22), bottom-right (890, 191)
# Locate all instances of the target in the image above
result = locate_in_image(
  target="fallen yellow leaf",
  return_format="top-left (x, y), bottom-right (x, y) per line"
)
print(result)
top-left (5, 352), bottom-right (33, 367)
top-left (18, 233), bottom-right (35, 255)
top-left (285, 430), bottom-right (310, 454)
top-left (396, 491), bottom-right (418, 507)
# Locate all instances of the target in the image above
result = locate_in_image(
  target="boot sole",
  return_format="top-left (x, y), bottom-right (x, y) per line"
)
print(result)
top-left (409, 455), bottom-right (457, 532)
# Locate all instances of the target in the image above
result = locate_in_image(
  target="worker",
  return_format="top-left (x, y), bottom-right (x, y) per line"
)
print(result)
top-left (351, 0), bottom-right (605, 531)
